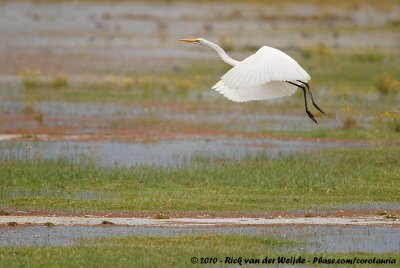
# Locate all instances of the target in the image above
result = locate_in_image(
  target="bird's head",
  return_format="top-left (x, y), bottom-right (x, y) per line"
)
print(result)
top-left (179, 38), bottom-right (205, 45)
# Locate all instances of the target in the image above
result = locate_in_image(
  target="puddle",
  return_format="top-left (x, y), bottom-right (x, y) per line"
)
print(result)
top-left (0, 138), bottom-right (364, 167)
top-left (0, 225), bottom-right (398, 253)
top-left (0, 100), bottom-right (145, 120)
top-left (0, 100), bottom-right (374, 131)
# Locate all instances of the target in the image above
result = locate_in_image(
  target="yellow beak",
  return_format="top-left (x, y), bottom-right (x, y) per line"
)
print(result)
top-left (179, 38), bottom-right (198, 43)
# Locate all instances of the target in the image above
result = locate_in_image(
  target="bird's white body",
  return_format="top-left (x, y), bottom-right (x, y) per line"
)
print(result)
top-left (213, 46), bottom-right (310, 102)
top-left (179, 38), bottom-right (325, 123)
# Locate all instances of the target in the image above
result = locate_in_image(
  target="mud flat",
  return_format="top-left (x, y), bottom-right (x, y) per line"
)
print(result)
top-left (1, 214), bottom-right (398, 227)
top-left (1, 214), bottom-right (399, 252)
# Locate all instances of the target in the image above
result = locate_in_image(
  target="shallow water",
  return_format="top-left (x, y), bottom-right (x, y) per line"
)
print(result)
top-left (0, 99), bottom-right (373, 131)
top-left (0, 138), bottom-right (364, 167)
top-left (0, 225), bottom-right (398, 253)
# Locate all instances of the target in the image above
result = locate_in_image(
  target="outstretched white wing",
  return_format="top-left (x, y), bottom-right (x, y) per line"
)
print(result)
top-left (212, 46), bottom-right (310, 102)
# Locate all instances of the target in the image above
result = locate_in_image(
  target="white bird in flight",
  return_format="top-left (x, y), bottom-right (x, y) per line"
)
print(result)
top-left (179, 38), bottom-right (326, 123)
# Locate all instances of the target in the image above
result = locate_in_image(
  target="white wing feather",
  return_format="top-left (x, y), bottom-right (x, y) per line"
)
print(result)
top-left (212, 46), bottom-right (310, 102)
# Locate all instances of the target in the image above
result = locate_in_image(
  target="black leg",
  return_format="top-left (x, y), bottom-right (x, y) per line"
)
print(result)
top-left (297, 80), bottom-right (327, 116)
top-left (287, 81), bottom-right (318, 124)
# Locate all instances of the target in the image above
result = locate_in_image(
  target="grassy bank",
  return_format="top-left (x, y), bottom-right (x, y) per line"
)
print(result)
top-left (0, 235), bottom-right (398, 267)
top-left (0, 147), bottom-right (399, 212)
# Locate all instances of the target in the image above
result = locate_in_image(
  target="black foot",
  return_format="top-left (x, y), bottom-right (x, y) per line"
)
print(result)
top-left (306, 110), bottom-right (318, 124)
top-left (313, 103), bottom-right (327, 116)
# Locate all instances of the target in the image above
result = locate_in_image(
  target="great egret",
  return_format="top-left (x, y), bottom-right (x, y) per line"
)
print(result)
top-left (179, 38), bottom-right (326, 123)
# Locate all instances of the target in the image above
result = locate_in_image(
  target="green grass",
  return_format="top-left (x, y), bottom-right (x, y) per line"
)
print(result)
top-left (302, 51), bottom-right (400, 90)
top-left (0, 235), bottom-right (398, 267)
top-left (1, 147), bottom-right (399, 212)
top-left (13, 50), bottom-right (400, 114)
top-left (17, 62), bottom-right (228, 102)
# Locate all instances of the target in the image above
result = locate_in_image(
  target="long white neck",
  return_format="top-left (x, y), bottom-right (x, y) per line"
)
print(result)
top-left (201, 39), bottom-right (240, 67)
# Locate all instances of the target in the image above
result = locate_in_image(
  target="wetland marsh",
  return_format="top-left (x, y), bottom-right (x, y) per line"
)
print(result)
top-left (0, 0), bottom-right (399, 267)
